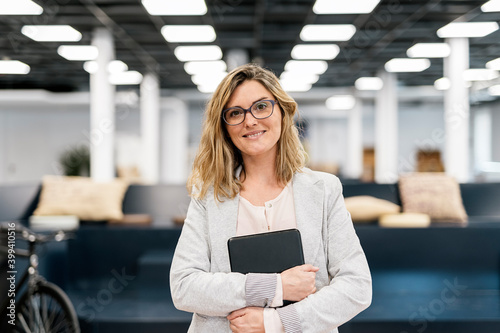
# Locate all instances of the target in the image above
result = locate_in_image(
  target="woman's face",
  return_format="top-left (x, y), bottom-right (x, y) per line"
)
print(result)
top-left (224, 80), bottom-right (282, 161)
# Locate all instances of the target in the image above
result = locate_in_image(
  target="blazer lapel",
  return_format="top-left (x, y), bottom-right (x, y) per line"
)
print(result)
top-left (208, 194), bottom-right (239, 272)
top-left (293, 171), bottom-right (325, 266)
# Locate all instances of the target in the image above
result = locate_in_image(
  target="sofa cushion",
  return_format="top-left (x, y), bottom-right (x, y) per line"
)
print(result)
top-left (344, 195), bottom-right (400, 222)
top-left (33, 175), bottom-right (129, 221)
top-left (379, 212), bottom-right (431, 228)
top-left (398, 173), bottom-right (467, 223)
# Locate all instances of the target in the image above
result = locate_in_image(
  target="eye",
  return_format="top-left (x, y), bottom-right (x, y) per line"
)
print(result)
top-left (228, 109), bottom-right (244, 118)
top-left (254, 101), bottom-right (269, 111)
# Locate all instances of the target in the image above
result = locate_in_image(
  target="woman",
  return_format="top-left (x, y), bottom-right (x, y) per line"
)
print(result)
top-left (170, 63), bottom-right (371, 332)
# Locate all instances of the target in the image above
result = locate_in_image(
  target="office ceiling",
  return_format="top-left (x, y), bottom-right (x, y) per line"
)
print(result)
top-left (0, 0), bottom-right (499, 94)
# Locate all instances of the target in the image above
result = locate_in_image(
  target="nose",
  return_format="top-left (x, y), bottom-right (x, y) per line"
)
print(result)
top-left (243, 109), bottom-right (258, 126)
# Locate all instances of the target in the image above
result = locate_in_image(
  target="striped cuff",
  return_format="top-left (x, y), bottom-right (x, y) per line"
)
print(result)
top-left (245, 273), bottom-right (277, 307)
top-left (276, 305), bottom-right (302, 333)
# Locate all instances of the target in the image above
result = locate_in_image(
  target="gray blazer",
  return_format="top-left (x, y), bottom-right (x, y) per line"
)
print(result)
top-left (170, 169), bottom-right (372, 332)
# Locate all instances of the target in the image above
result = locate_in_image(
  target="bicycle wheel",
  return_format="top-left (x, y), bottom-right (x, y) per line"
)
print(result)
top-left (14, 281), bottom-right (80, 333)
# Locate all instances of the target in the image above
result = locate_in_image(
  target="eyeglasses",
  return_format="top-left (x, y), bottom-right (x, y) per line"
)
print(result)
top-left (222, 100), bottom-right (277, 126)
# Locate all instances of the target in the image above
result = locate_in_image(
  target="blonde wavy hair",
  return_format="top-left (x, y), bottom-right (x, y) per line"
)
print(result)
top-left (188, 63), bottom-right (306, 201)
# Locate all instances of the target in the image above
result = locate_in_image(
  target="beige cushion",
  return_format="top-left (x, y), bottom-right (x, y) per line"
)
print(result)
top-left (344, 196), bottom-right (400, 222)
top-left (398, 173), bottom-right (467, 223)
top-left (379, 213), bottom-right (431, 228)
top-left (33, 176), bottom-right (129, 221)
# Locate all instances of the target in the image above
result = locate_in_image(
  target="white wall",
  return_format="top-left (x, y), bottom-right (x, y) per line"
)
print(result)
top-left (492, 101), bottom-right (500, 162)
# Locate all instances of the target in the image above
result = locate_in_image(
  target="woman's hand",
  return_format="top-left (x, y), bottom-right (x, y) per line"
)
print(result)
top-left (281, 264), bottom-right (319, 301)
top-left (227, 307), bottom-right (265, 333)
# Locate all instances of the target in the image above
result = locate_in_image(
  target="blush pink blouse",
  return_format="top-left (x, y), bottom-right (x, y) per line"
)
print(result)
top-left (236, 182), bottom-right (297, 333)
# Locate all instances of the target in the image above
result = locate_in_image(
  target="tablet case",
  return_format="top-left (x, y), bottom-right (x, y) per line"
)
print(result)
top-left (227, 228), bottom-right (305, 274)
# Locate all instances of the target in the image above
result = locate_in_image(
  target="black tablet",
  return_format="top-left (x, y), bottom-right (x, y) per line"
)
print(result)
top-left (227, 228), bottom-right (305, 274)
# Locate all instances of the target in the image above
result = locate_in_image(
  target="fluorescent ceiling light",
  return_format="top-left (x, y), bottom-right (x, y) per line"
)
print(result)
top-left (21, 25), bottom-right (82, 42)
top-left (0, 60), bottom-right (30, 74)
top-left (184, 60), bottom-right (227, 75)
top-left (355, 77), bottom-right (383, 90)
top-left (83, 61), bottom-right (98, 74)
top-left (437, 22), bottom-right (499, 38)
top-left (462, 68), bottom-right (499, 81)
top-left (109, 71), bottom-right (143, 85)
top-left (313, 0), bottom-right (381, 14)
top-left (482, 0), bottom-right (500, 12)
top-left (58, 45), bottom-right (98, 61)
top-left (0, 0), bottom-right (43, 15)
top-left (280, 71), bottom-right (319, 84)
top-left (174, 45), bottom-right (222, 62)
top-left (488, 84), bottom-right (500, 96)
top-left (197, 84), bottom-right (218, 94)
top-left (142, 0), bottom-right (207, 16)
top-left (291, 44), bottom-right (340, 60)
top-left (280, 81), bottom-right (312, 92)
top-left (326, 95), bottom-right (356, 110)
top-left (284, 60), bottom-right (328, 75)
top-left (300, 24), bottom-right (356, 41)
top-left (384, 58), bottom-right (430, 72)
top-left (486, 57), bottom-right (500, 70)
top-left (434, 77), bottom-right (450, 91)
top-left (191, 72), bottom-right (227, 86)
top-left (407, 43), bottom-right (450, 58)
top-left (161, 25), bottom-right (216, 43)
top-left (107, 60), bottom-right (128, 73)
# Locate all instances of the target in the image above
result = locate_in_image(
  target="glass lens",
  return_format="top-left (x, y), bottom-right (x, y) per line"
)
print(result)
top-left (224, 108), bottom-right (244, 124)
top-left (251, 101), bottom-right (272, 118)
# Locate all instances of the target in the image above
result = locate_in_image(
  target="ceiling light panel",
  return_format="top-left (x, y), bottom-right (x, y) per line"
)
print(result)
top-left (291, 44), bottom-right (340, 60)
top-left (482, 0), bottom-right (500, 12)
top-left (184, 60), bottom-right (227, 75)
top-left (407, 43), bottom-right (450, 58)
top-left (462, 69), bottom-right (499, 81)
top-left (109, 71), bottom-right (143, 85)
top-left (434, 77), bottom-right (450, 91)
top-left (385, 58), bottom-right (430, 72)
top-left (174, 45), bottom-right (222, 62)
top-left (57, 45), bottom-right (99, 61)
top-left (142, 0), bottom-right (207, 16)
top-left (0, 60), bottom-right (31, 74)
top-left (355, 77), bottom-right (383, 90)
top-left (300, 24), bottom-right (356, 41)
top-left (488, 84), bottom-right (500, 96)
top-left (21, 25), bottom-right (82, 42)
top-left (326, 95), bottom-right (356, 110)
top-left (313, 0), bottom-right (381, 14)
top-left (161, 25), bottom-right (216, 43)
top-left (486, 57), bottom-right (500, 70)
top-left (0, 0), bottom-right (43, 15)
top-left (284, 60), bottom-right (328, 75)
top-left (437, 22), bottom-right (499, 38)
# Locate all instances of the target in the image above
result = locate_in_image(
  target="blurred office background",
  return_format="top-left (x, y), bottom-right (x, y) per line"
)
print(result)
top-left (1, 0), bottom-right (500, 185)
top-left (2, 2), bottom-right (500, 333)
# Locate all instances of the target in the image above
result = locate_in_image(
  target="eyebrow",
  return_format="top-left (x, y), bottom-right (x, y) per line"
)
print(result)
top-left (226, 96), bottom-right (269, 109)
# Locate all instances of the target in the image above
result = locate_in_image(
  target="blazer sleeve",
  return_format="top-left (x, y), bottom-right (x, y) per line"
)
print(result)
top-left (288, 176), bottom-right (372, 332)
top-left (169, 196), bottom-right (248, 317)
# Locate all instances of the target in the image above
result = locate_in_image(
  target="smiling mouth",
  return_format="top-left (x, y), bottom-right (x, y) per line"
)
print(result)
top-left (243, 131), bottom-right (266, 138)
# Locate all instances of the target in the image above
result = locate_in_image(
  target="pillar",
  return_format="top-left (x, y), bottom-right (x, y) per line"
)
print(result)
top-left (345, 95), bottom-right (363, 179)
top-left (375, 70), bottom-right (398, 183)
top-left (140, 72), bottom-right (160, 184)
top-left (161, 98), bottom-right (188, 184)
top-left (444, 37), bottom-right (470, 182)
top-left (90, 28), bottom-right (115, 181)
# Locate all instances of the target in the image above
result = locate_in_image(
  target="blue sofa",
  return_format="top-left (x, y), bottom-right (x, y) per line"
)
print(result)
top-left (1, 181), bottom-right (499, 333)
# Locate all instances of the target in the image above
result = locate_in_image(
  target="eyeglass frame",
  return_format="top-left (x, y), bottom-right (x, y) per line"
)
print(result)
top-left (221, 99), bottom-right (277, 126)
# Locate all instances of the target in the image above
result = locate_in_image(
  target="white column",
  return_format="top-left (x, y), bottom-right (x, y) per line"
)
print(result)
top-left (225, 49), bottom-right (249, 71)
top-left (444, 38), bottom-right (470, 183)
top-left (345, 95), bottom-right (363, 179)
top-left (473, 107), bottom-right (492, 175)
top-left (140, 72), bottom-right (160, 184)
top-left (161, 97), bottom-right (188, 184)
top-left (90, 28), bottom-right (115, 181)
top-left (375, 70), bottom-right (398, 183)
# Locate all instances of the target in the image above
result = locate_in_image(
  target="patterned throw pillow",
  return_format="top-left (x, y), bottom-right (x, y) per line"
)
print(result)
top-left (398, 173), bottom-right (467, 223)
top-left (33, 175), bottom-right (129, 221)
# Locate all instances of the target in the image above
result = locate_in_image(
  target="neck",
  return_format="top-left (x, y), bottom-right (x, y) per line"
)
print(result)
top-left (241, 151), bottom-right (279, 186)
